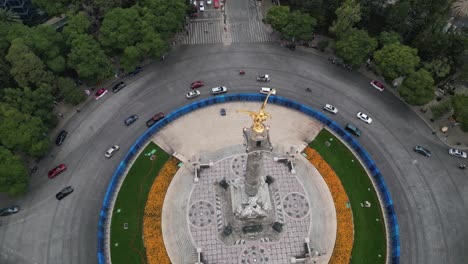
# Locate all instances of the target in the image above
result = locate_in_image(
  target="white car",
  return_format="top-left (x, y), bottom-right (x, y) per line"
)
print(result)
top-left (105, 145), bottom-right (120, 158)
top-left (256, 74), bottom-right (270, 82)
top-left (211, 86), bottom-right (228, 95)
top-left (186, 90), bottom-right (201, 99)
top-left (449, 148), bottom-right (467, 159)
top-left (260, 87), bottom-right (276, 95)
top-left (199, 1), bottom-right (204, 11)
top-left (323, 104), bottom-right (338, 114)
top-left (357, 112), bottom-right (372, 124)
top-left (207, 0), bottom-right (212, 4)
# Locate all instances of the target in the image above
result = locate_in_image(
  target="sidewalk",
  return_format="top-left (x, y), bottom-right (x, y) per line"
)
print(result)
top-left (295, 44), bottom-right (468, 150)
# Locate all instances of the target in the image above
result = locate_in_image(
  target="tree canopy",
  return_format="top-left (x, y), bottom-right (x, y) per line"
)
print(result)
top-left (452, 94), bottom-right (468, 132)
top-left (373, 43), bottom-right (420, 81)
top-left (329, 0), bottom-right (361, 38)
top-left (0, 146), bottom-right (28, 196)
top-left (336, 28), bottom-right (377, 67)
top-left (398, 69), bottom-right (434, 106)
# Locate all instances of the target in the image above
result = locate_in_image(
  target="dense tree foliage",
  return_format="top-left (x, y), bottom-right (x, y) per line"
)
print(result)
top-left (399, 69), bottom-right (434, 106)
top-left (266, 6), bottom-right (290, 32)
top-left (0, 146), bottom-right (28, 196)
top-left (452, 94), bottom-right (468, 132)
top-left (336, 28), bottom-right (377, 67)
top-left (373, 43), bottom-right (420, 81)
top-left (329, 0), bottom-right (361, 38)
top-left (378, 31), bottom-right (402, 46)
top-left (266, 7), bottom-right (316, 41)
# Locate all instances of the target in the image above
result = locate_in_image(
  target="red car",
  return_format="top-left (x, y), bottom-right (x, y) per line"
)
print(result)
top-left (370, 80), bottom-right (385, 92)
top-left (48, 164), bottom-right (67, 179)
top-left (191, 80), bottom-right (205, 89)
top-left (214, 0), bottom-right (219, 8)
top-left (95, 88), bottom-right (108, 100)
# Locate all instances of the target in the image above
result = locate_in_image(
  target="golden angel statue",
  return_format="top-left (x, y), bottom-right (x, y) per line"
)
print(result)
top-left (237, 89), bottom-right (276, 133)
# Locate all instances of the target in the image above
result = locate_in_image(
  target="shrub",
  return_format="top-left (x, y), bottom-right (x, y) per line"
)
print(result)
top-left (430, 100), bottom-right (452, 119)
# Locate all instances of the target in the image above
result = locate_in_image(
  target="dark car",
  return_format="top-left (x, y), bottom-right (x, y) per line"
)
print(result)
top-left (125, 115), bottom-right (139, 126)
top-left (56, 130), bottom-right (68, 146)
top-left (56, 186), bottom-right (74, 200)
top-left (414, 146), bottom-right (431, 157)
top-left (128, 66), bottom-right (143, 76)
top-left (220, 108), bottom-right (226, 116)
top-left (112, 81), bottom-right (126, 93)
top-left (0, 205), bottom-right (20, 217)
top-left (345, 123), bottom-right (361, 137)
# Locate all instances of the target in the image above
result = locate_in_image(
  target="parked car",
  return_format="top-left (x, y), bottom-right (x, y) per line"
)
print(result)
top-left (414, 146), bottom-right (431, 157)
top-left (0, 205), bottom-right (20, 217)
top-left (323, 104), bottom-right (338, 114)
top-left (56, 186), bottom-right (74, 200)
top-left (48, 164), bottom-right (67, 179)
top-left (199, 1), bottom-right (204, 11)
top-left (191, 80), bottom-right (205, 89)
top-left (220, 108), bottom-right (226, 116)
top-left (105, 145), bottom-right (120, 158)
top-left (256, 74), bottom-right (270, 82)
top-left (211, 86), bottom-right (228, 95)
top-left (345, 123), bottom-right (361, 137)
top-left (260, 87), bottom-right (276, 95)
top-left (94, 88), bottom-right (108, 100)
top-left (187, 90), bottom-right (201, 99)
top-left (207, 0), bottom-right (212, 4)
top-left (214, 0), bottom-right (219, 8)
top-left (128, 66), bottom-right (143, 76)
top-left (124, 115), bottom-right (139, 126)
top-left (146, 112), bottom-right (165, 127)
top-left (370, 80), bottom-right (385, 92)
top-left (449, 148), bottom-right (467, 159)
top-left (357, 112), bottom-right (372, 124)
top-left (56, 130), bottom-right (68, 146)
top-left (112, 81), bottom-right (126, 93)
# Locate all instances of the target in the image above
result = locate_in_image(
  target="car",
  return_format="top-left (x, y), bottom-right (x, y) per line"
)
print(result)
top-left (199, 1), bottom-right (204, 11)
top-left (214, 0), bottom-right (219, 8)
top-left (56, 130), bottom-right (68, 146)
top-left (128, 66), bottom-right (143, 76)
top-left (256, 74), bottom-right (270, 82)
top-left (48, 164), bottom-right (67, 179)
top-left (370, 80), bottom-right (385, 92)
top-left (112, 81), bottom-right (126, 93)
top-left (345, 123), bottom-right (361, 137)
top-left (105, 145), bottom-right (120, 158)
top-left (207, 0), bottom-right (212, 4)
top-left (357, 112), bottom-right (372, 124)
top-left (414, 146), bottom-right (431, 157)
top-left (449, 148), bottom-right (467, 159)
top-left (56, 186), bottom-right (74, 200)
top-left (94, 88), bottom-right (108, 100)
top-left (220, 108), bottom-right (226, 116)
top-left (146, 112), bottom-right (165, 127)
top-left (323, 104), bottom-right (338, 114)
top-left (125, 115), bottom-right (139, 126)
top-left (191, 80), bottom-right (205, 89)
top-left (186, 90), bottom-right (201, 99)
top-left (211, 86), bottom-right (228, 95)
top-left (0, 205), bottom-right (20, 217)
top-left (260, 87), bottom-right (276, 95)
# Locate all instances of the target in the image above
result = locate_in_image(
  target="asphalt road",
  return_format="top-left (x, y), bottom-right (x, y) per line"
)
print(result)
top-left (0, 43), bottom-right (467, 264)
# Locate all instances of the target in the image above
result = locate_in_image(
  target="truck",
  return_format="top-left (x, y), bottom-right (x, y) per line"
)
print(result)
top-left (146, 112), bottom-right (165, 127)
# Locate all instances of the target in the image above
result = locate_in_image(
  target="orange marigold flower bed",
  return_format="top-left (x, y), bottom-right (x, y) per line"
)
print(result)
top-left (303, 147), bottom-right (354, 264)
top-left (143, 157), bottom-right (179, 264)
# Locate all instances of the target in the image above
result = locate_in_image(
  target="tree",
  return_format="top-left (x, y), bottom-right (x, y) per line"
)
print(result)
top-left (373, 42), bottom-right (420, 81)
top-left (266, 6), bottom-right (291, 32)
top-left (423, 58), bottom-right (451, 79)
top-left (282, 11), bottom-right (317, 41)
top-left (329, 0), bottom-right (361, 38)
top-left (99, 7), bottom-right (142, 55)
top-left (26, 25), bottom-right (66, 73)
top-left (378, 31), bottom-right (402, 46)
top-left (120, 46), bottom-right (143, 72)
top-left (57, 77), bottom-right (87, 105)
top-left (67, 34), bottom-right (113, 81)
top-left (0, 8), bottom-right (21, 25)
top-left (141, 0), bottom-right (187, 39)
top-left (0, 52), bottom-right (14, 90)
top-left (0, 146), bottom-right (28, 196)
top-left (62, 12), bottom-right (92, 45)
top-left (336, 28), bottom-right (377, 67)
top-left (398, 69), bottom-right (434, 105)
top-left (452, 94), bottom-right (468, 131)
top-left (136, 24), bottom-right (168, 60)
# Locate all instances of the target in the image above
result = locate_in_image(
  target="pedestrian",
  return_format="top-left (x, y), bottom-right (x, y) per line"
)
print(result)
top-left (76, 109), bottom-right (81, 113)
top-left (58, 113), bottom-right (64, 118)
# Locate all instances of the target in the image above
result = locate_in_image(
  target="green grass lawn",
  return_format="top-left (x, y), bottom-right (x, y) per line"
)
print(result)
top-left (110, 142), bottom-right (170, 264)
top-left (310, 129), bottom-right (386, 264)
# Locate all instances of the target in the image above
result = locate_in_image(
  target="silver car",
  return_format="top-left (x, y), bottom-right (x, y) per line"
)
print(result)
top-left (323, 104), bottom-right (338, 114)
top-left (186, 90), bottom-right (201, 99)
top-left (0, 205), bottom-right (20, 217)
top-left (211, 86), bottom-right (228, 95)
top-left (449, 148), bottom-right (467, 159)
top-left (105, 145), bottom-right (120, 158)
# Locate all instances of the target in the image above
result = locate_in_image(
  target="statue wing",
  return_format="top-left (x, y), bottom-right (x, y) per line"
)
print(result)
top-left (260, 89), bottom-right (276, 111)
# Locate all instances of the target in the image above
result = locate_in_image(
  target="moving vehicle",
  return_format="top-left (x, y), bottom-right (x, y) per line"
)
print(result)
top-left (357, 112), bottom-right (372, 124)
top-left (105, 145), bottom-right (120, 158)
top-left (199, 1), bottom-right (204, 11)
top-left (146, 112), bottom-right (165, 127)
top-left (414, 146), bottom-right (431, 157)
top-left (323, 104), bottom-right (338, 114)
top-left (125, 115), bottom-right (139, 126)
top-left (48, 164), bottom-right (67, 179)
top-left (94, 88), bottom-right (108, 100)
top-left (187, 90), bottom-right (201, 99)
top-left (449, 148), bottom-right (467, 159)
top-left (207, 0), bottom-right (212, 4)
top-left (191, 80), bottom-right (204, 89)
top-left (371, 80), bottom-right (385, 92)
top-left (256, 74), bottom-right (270, 82)
top-left (0, 205), bottom-right (20, 217)
top-left (345, 123), bottom-right (361, 137)
top-left (56, 186), bottom-right (74, 200)
top-left (214, 0), bottom-right (219, 8)
top-left (260, 87), bottom-right (276, 95)
top-left (220, 108), bottom-right (226, 116)
top-left (56, 130), bottom-right (68, 146)
top-left (211, 86), bottom-right (228, 95)
top-left (112, 81), bottom-right (126, 93)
